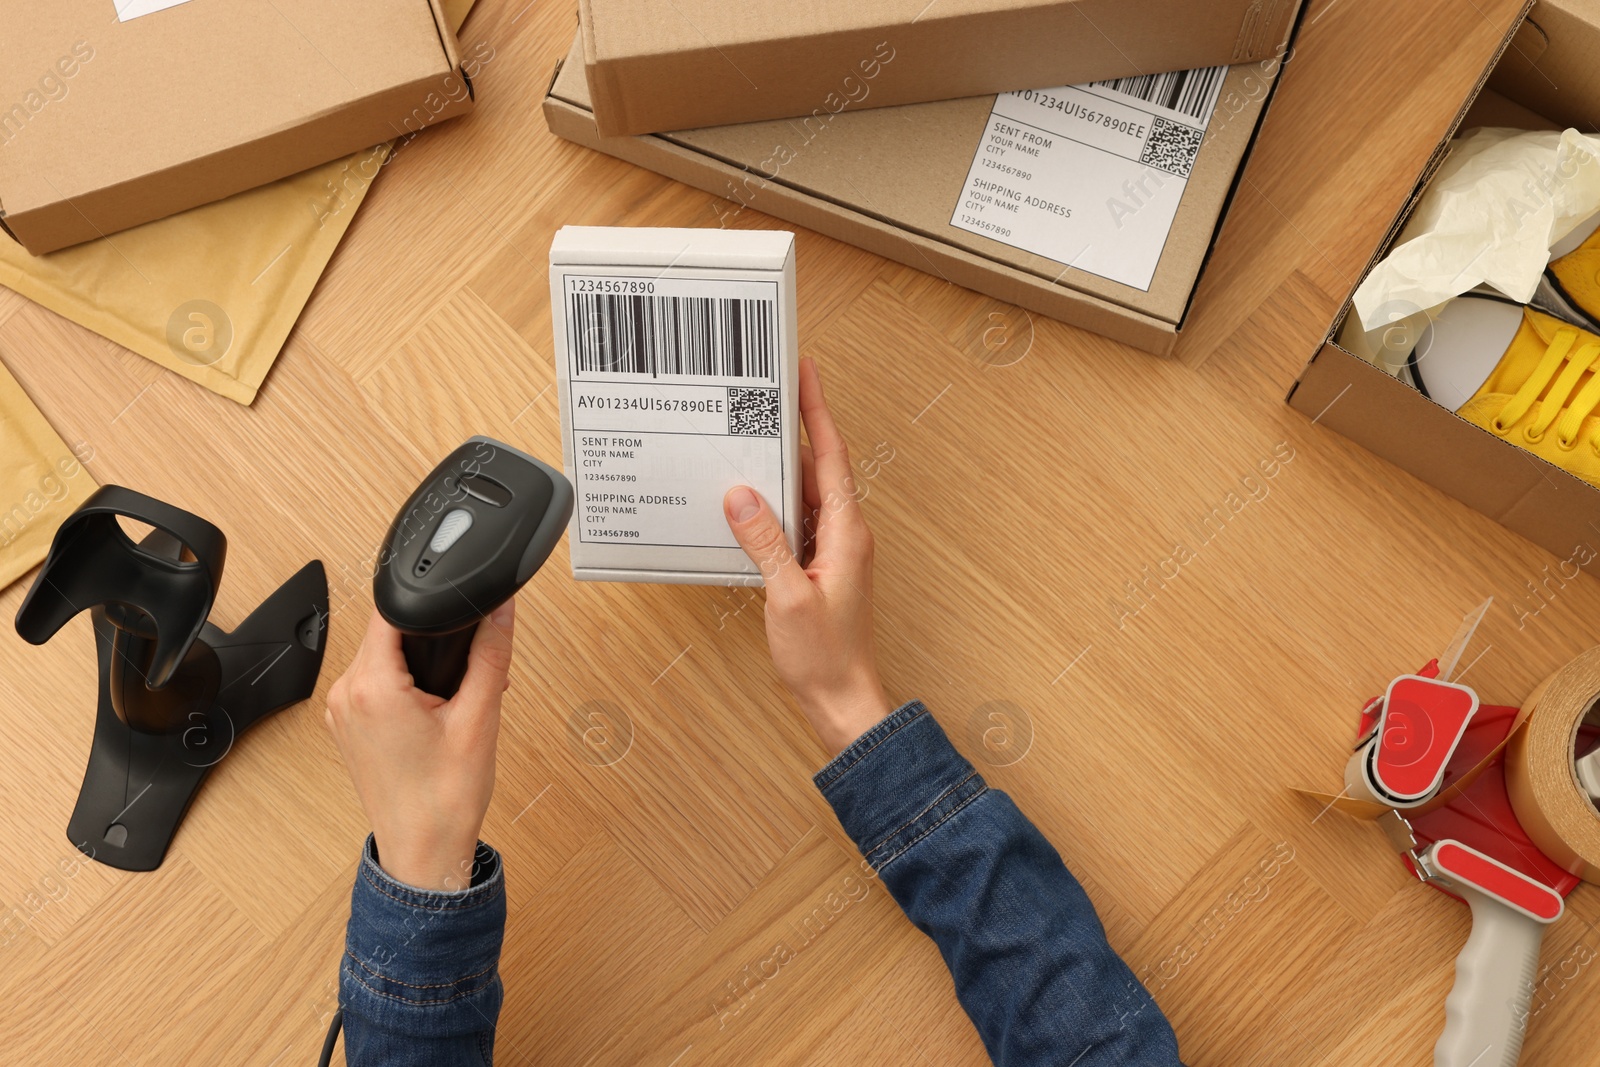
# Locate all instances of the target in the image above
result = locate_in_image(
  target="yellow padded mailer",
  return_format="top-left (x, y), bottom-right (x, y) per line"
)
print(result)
top-left (0, 359), bottom-right (97, 591)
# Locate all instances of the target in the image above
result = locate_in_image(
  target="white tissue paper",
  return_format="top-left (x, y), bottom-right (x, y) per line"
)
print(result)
top-left (1345, 127), bottom-right (1600, 371)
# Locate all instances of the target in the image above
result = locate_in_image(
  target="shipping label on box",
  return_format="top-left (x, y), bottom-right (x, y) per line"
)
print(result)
top-left (952, 67), bottom-right (1227, 291)
top-left (114, 0), bottom-right (193, 20)
top-left (550, 227), bottom-right (802, 585)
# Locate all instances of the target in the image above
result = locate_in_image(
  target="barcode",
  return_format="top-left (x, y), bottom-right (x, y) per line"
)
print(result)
top-left (1091, 66), bottom-right (1225, 123)
top-left (570, 292), bottom-right (776, 381)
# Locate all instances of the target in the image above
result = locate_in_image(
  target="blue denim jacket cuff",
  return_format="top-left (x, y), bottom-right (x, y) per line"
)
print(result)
top-left (813, 700), bottom-right (988, 871)
top-left (341, 834), bottom-right (506, 1038)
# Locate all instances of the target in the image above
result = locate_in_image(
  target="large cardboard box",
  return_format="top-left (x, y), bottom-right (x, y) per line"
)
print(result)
top-left (1287, 0), bottom-right (1600, 569)
top-left (0, 0), bottom-right (475, 255)
top-left (544, 13), bottom-right (1301, 357)
top-left (580, 0), bottom-right (1302, 136)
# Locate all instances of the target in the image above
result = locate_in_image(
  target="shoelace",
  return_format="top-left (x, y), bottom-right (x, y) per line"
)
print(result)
top-left (1492, 328), bottom-right (1600, 451)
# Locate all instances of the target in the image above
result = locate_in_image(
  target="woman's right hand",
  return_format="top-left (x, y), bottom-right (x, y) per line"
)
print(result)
top-left (723, 358), bottom-right (892, 756)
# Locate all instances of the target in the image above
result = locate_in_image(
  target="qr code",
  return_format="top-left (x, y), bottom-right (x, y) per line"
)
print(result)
top-left (729, 387), bottom-right (780, 437)
top-left (1140, 115), bottom-right (1204, 178)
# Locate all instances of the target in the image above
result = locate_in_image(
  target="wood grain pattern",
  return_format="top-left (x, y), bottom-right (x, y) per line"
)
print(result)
top-left (4, 0), bottom-right (1600, 1063)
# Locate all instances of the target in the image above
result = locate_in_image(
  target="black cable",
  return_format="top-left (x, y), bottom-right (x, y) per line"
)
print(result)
top-left (1406, 345), bottom-right (1430, 400)
top-left (1462, 288), bottom-right (1527, 310)
top-left (317, 1008), bottom-right (343, 1067)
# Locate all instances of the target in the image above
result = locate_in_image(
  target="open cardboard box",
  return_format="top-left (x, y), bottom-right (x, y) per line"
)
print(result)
top-left (1287, 0), bottom-right (1600, 568)
top-left (543, 6), bottom-right (1303, 357)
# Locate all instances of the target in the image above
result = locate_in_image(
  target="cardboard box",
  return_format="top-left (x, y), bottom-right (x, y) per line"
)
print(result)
top-left (0, 0), bottom-right (474, 255)
top-left (544, 16), bottom-right (1301, 357)
top-left (550, 226), bottom-right (802, 586)
top-left (1287, 0), bottom-right (1600, 568)
top-left (580, 0), bottom-right (1302, 136)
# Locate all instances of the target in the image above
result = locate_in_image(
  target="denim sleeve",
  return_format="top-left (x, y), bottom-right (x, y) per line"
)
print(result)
top-left (815, 701), bottom-right (1182, 1066)
top-left (340, 835), bottom-right (506, 1067)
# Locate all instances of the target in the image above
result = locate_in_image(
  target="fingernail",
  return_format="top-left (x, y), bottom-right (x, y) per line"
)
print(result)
top-left (727, 486), bottom-right (760, 523)
top-left (490, 601), bottom-right (514, 627)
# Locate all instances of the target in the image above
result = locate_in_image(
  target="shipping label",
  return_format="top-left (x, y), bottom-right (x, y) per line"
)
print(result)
top-left (951, 66), bottom-right (1227, 291)
top-left (562, 274), bottom-right (787, 551)
top-left (114, 0), bottom-right (194, 21)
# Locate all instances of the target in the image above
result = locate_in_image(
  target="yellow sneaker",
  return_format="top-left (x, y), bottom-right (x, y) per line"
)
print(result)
top-left (1538, 215), bottom-right (1600, 332)
top-left (1413, 296), bottom-right (1600, 488)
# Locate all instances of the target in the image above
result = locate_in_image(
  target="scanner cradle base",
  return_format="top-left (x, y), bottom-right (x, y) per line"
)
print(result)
top-left (15, 486), bottom-right (329, 873)
top-left (68, 559), bottom-right (328, 872)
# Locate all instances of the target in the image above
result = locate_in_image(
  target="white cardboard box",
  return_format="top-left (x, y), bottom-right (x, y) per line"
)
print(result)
top-left (549, 226), bottom-right (802, 585)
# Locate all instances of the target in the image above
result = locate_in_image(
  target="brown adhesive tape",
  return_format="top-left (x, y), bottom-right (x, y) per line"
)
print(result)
top-left (1507, 646), bottom-right (1600, 883)
top-left (1294, 723), bottom-right (1525, 822)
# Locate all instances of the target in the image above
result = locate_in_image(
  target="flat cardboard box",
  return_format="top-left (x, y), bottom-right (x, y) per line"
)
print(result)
top-left (1287, 0), bottom-right (1600, 567)
top-left (0, 0), bottom-right (474, 255)
top-left (580, 0), bottom-right (1302, 136)
top-left (543, 19), bottom-right (1299, 357)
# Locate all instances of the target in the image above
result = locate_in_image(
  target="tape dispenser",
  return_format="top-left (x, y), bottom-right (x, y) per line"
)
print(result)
top-left (1337, 600), bottom-right (1580, 1067)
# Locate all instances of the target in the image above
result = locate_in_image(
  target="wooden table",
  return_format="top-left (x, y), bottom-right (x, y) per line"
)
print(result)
top-left (4, 0), bottom-right (1597, 1063)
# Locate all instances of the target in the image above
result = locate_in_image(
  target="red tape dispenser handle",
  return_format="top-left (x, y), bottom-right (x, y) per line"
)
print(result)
top-left (1419, 840), bottom-right (1563, 1067)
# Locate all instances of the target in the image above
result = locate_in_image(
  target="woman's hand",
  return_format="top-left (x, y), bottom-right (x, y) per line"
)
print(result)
top-left (724, 358), bottom-right (891, 756)
top-left (325, 603), bottom-right (514, 890)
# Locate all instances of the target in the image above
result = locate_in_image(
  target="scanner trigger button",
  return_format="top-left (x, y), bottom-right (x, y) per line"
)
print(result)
top-left (429, 508), bottom-right (474, 553)
top-left (413, 508), bottom-right (474, 578)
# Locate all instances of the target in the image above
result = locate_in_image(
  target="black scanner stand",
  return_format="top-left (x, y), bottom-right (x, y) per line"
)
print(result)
top-left (13, 486), bottom-right (328, 871)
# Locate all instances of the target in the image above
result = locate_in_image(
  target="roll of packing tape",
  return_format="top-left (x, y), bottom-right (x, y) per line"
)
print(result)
top-left (1507, 646), bottom-right (1600, 883)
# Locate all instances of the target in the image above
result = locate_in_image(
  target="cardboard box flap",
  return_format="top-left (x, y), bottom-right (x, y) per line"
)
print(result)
top-left (1429, 0), bottom-right (1540, 163)
top-left (1307, 0), bottom-right (1535, 325)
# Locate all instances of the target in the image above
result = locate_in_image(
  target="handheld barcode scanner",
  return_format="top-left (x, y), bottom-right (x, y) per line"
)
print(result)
top-left (321, 438), bottom-right (571, 1067)
top-left (373, 437), bottom-right (572, 697)
top-left (1338, 603), bottom-right (1580, 1067)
